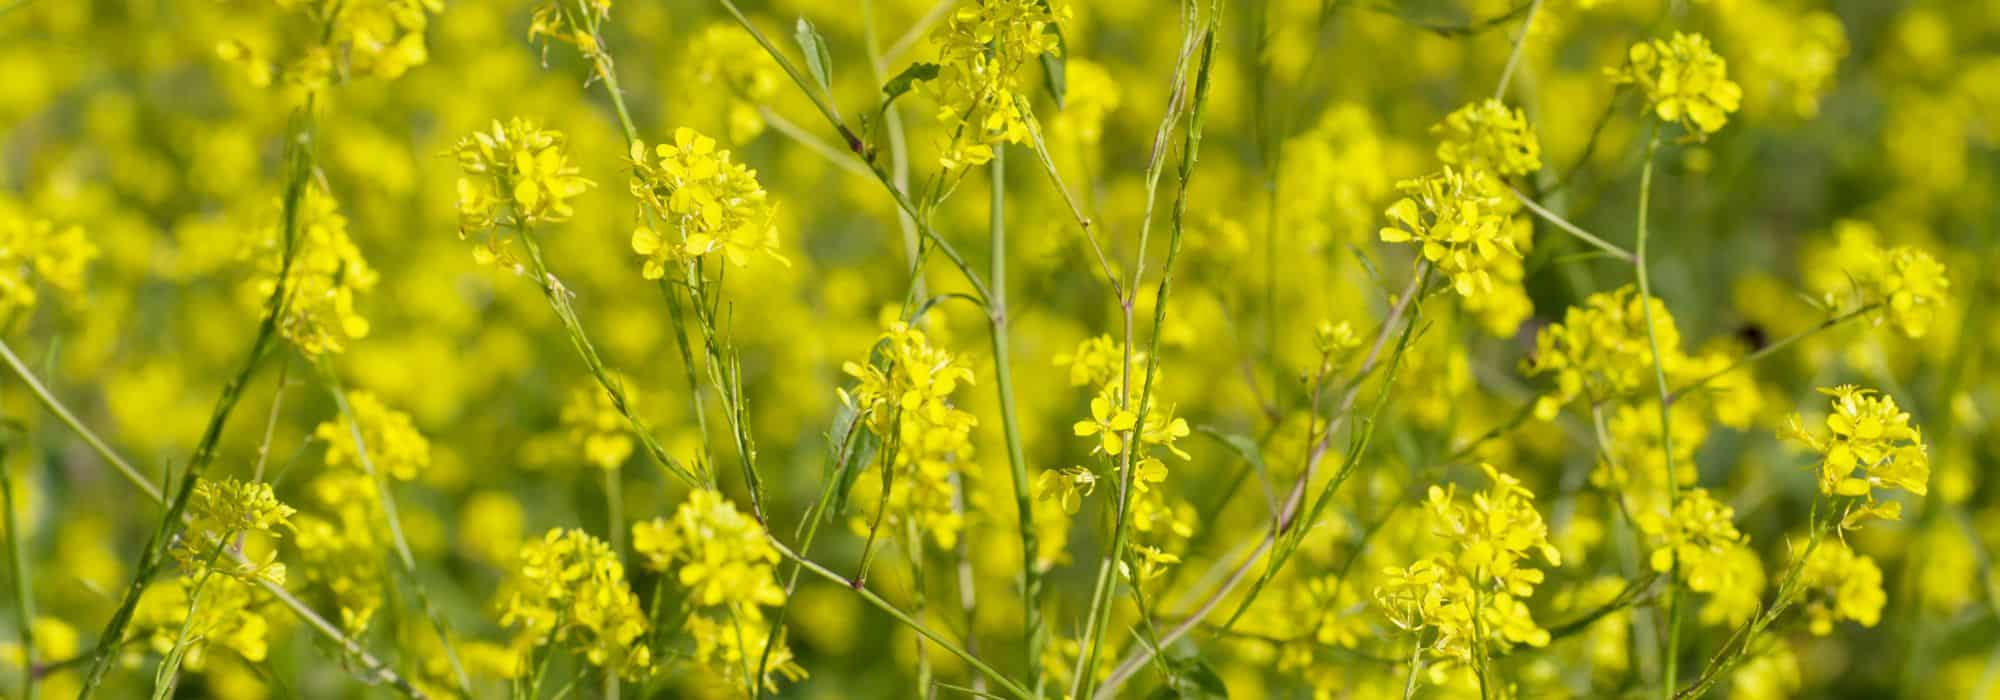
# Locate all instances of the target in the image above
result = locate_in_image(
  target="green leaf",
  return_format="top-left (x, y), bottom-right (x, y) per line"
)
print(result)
top-left (826, 400), bottom-right (879, 518)
top-left (881, 62), bottom-right (940, 105)
top-left (794, 17), bottom-right (835, 94)
top-left (1147, 657), bottom-right (1229, 699)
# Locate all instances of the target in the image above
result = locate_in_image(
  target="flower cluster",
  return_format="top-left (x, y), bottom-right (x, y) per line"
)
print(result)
top-left (1525, 285), bottom-right (1687, 419)
top-left (686, 23), bottom-right (782, 144)
top-left (243, 183), bottom-right (377, 356)
top-left (1433, 99), bottom-right (1543, 177)
top-left (1638, 489), bottom-right (1762, 624)
top-left (916, 0), bottom-right (1067, 169)
top-left (174, 478), bottom-right (297, 585)
top-left (499, 528), bottom-right (651, 679)
top-left (1797, 540), bottom-right (1885, 635)
top-left (216, 0), bottom-right (442, 89)
top-left (1611, 32), bottom-right (1743, 137)
top-left (841, 322), bottom-right (978, 547)
top-left (628, 127), bottom-right (785, 274)
top-left (1375, 464), bottom-right (1561, 667)
top-left (292, 472), bottom-right (390, 634)
top-left (1782, 385), bottom-right (1929, 527)
top-left (528, 0), bottom-right (611, 62)
top-left (1848, 244), bottom-right (1950, 339)
top-left (1379, 167), bottom-right (1522, 297)
top-left (632, 489), bottom-right (804, 692)
top-left (0, 200), bottom-right (96, 321)
top-left (454, 118), bottom-right (596, 257)
top-left (315, 391), bottom-right (430, 480)
top-left (560, 381), bottom-right (637, 470)
top-left (131, 576), bottom-right (274, 671)
top-left (1048, 334), bottom-right (1192, 528)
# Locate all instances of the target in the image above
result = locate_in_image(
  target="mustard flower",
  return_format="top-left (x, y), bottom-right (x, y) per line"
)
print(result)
top-left (1782, 385), bottom-right (1928, 527)
top-left (840, 322), bottom-right (979, 547)
top-left (214, 0), bottom-right (442, 88)
top-left (499, 528), bottom-right (652, 679)
top-left (1611, 32), bottom-right (1743, 137)
top-left (1053, 335), bottom-right (1142, 388)
top-left (1797, 540), bottom-right (1885, 635)
top-left (528, 0), bottom-right (612, 62)
top-left (1850, 244), bottom-right (1950, 339)
top-left (1525, 285), bottom-right (1687, 419)
top-left (629, 127), bottom-right (785, 273)
top-left (686, 23), bottom-right (783, 144)
top-left (1122, 545), bottom-right (1180, 587)
top-left (1637, 488), bottom-right (1763, 624)
top-left (453, 118), bottom-right (596, 253)
top-left (314, 391), bottom-right (430, 480)
top-left (131, 577), bottom-right (274, 670)
top-left (0, 200), bottom-right (96, 320)
top-left (1037, 466), bottom-right (1098, 515)
top-left (175, 478), bottom-right (297, 585)
top-left (632, 489), bottom-right (803, 691)
top-left (560, 382), bottom-right (636, 470)
top-left (1374, 464), bottom-right (1560, 667)
top-left (1378, 167), bottom-right (1521, 297)
top-left (293, 473), bottom-right (390, 634)
top-left (241, 183), bottom-right (377, 356)
top-left (1074, 395), bottom-right (1138, 455)
top-left (1432, 99), bottom-right (1543, 177)
top-left (916, 0), bottom-right (1067, 169)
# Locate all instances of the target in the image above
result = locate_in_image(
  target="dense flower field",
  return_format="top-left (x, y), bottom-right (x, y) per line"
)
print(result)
top-left (0, 0), bottom-right (1992, 697)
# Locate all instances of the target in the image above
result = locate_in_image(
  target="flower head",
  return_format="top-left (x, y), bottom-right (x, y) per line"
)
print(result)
top-left (314, 391), bottom-right (430, 480)
top-left (1611, 32), bottom-right (1743, 137)
top-left (499, 528), bottom-right (651, 679)
top-left (0, 200), bottom-right (96, 320)
top-left (629, 127), bottom-right (786, 274)
top-left (1433, 99), bottom-right (1543, 177)
top-left (561, 382), bottom-right (636, 470)
top-left (453, 118), bottom-right (595, 259)
top-left (916, 0), bottom-right (1068, 169)
top-left (1379, 167), bottom-right (1521, 297)
top-left (1782, 385), bottom-right (1928, 527)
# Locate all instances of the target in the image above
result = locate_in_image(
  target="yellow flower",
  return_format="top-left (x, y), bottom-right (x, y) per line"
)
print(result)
top-left (917, 0), bottom-right (1068, 169)
top-left (1611, 32), bottom-right (1743, 137)
top-left (176, 478), bottom-right (296, 585)
top-left (1782, 385), bottom-right (1928, 527)
top-left (629, 126), bottom-right (786, 273)
top-left (1037, 466), bottom-right (1098, 514)
top-left (1378, 167), bottom-right (1521, 297)
top-left (1433, 99), bottom-right (1542, 177)
top-left (0, 199), bottom-right (96, 320)
top-left (1074, 395), bottom-right (1139, 455)
top-left (499, 528), bottom-right (651, 679)
top-left (1525, 285), bottom-right (1688, 419)
top-left (453, 118), bottom-right (595, 243)
top-left (1797, 540), bottom-right (1885, 635)
top-left (314, 391), bottom-right (430, 481)
top-left (560, 382), bottom-right (636, 470)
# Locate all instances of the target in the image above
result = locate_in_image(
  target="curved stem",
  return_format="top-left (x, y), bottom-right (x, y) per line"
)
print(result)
top-left (1510, 186), bottom-right (1638, 263)
top-left (1632, 127), bottom-right (1682, 700)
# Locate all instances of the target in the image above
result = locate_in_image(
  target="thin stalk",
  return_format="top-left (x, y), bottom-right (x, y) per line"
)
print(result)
top-left (1510, 186), bottom-right (1637, 263)
top-left (0, 340), bottom-right (159, 502)
top-left (317, 360), bottom-right (474, 695)
top-left (0, 436), bottom-right (34, 700)
top-left (770, 539), bottom-right (1033, 700)
top-left (1665, 303), bottom-right (1879, 403)
top-left (1492, 0), bottom-right (1543, 100)
top-left (78, 107), bottom-right (319, 697)
top-left (0, 344), bottom-right (422, 696)
top-left (983, 148), bottom-right (1046, 692)
top-left (1072, 18), bottom-right (1211, 696)
top-left (1402, 635), bottom-right (1425, 700)
top-left (1097, 261), bottom-right (1427, 696)
top-left (515, 229), bottom-right (701, 487)
top-left (1633, 128), bottom-right (1682, 700)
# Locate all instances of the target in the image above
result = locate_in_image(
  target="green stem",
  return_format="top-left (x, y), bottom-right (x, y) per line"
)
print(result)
top-left (1632, 127), bottom-right (1681, 700)
top-left (78, 106), bottom-right (319, 697)
top-left (0, 434), bottom-right (34, 700)
top-left (1664, 303), bottom-right (1879, 403)
top-left (983, 148), bottom-right (1046, 693)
